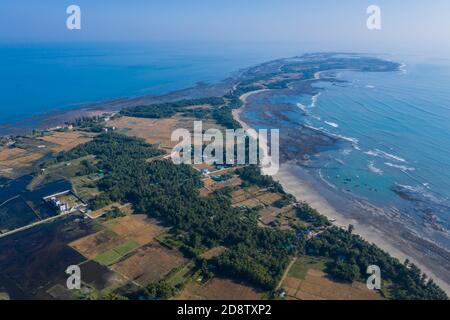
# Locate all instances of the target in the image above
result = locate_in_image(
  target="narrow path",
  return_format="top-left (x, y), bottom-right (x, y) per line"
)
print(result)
top-left (276, 256), bottom-right (297, 290)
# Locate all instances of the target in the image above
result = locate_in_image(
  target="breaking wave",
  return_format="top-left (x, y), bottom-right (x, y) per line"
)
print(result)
top-left (365, 149), bottom-right (406, 163)
top-left (368, 161), bottom-right (384, 175)
top-left (384, 162), bottom-right (415, 172)
top-left (324, 121), bottom-right (339, 128)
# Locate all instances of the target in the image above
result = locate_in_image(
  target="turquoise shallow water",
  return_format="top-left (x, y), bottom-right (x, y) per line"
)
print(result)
top-left (268, 55), bottom-right (450, 248)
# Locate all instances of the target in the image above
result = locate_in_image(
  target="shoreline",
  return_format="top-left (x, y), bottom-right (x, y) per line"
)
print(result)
top-left (0, 80), bottom-right (234, 137)
top-left (2, 53), bottom-right (448, 296)
top-left (232, 88), bottom-right (450, 295)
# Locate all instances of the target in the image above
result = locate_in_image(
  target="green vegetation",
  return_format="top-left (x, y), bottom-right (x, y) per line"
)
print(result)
top-left (295, 202), bottom-right (331, 228)
top-left (141, 280), bottom-right (177, 300)
top-left (120, 97), bottom-right (225, 119)
top-left (114, 240), bottom-right (140, 256)
top-left (101, 292), bottom-right (128, 300)
top-left (236, 165), bottom-right (284, 193)
top-left (94, 240), bottom-right (139, 266)
top-left (51, 133), bottom-right (301, 291)
top-left (49, 130), bottom-right (447, 299)
top-left (70, 116), bottom-right (106, 132)
top-left (103, 208), bottom-right (125, 220)
top-left (45, 53), bottom-right (447, 300)
top-left (288, 256), bottom-right (327, 280)
top-left (166, 261), bottom-right (197, 288)
top-left (306, 227), bottom-right (448, 299)
top-left (94, 249), bottom-right (122, 266)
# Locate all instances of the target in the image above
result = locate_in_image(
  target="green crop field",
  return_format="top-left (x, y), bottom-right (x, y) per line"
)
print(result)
top-left (288, 256), bottom-right (327, 280)
top-left (94, 241), bottom-right (140, 266)
top-left (114, 240), bottom-right (140, 256)
top-left (94, 249), bottom-right (122, 266)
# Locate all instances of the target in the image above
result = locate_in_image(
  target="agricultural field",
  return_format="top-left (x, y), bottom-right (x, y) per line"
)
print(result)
top-left (258, 206), bottom-right (280, 226)
top-left (38, 130), bottom-right (95, 153)
top-left (258, 204), bottom-right (296, 229)
top-left (108, 115), bottom-right (224, 152)
top-left (69, 214), bottom-right (167, 261)
top-left (65, 212), bottom-right (176, 294)
top-left (231, 186), bottom-right (282, 209)
top-left (71, 174), bottom-right (101, 202)
top-left (281, 256), bottom-right (384, 300)
top-left (111, 243), bottom-right (188, 286)
top-left (200, 176), bottom-right (241, 196)
top-left (0, 147), bottom-right (43, 178)
top-left (177, 277), bottom-right (262, 300)
top-left (70, 229), bottom-right (122, 260)
top-left (103, 215), bottom-right (168, 246)
top-left (0, 130), bottom-right (95, 179)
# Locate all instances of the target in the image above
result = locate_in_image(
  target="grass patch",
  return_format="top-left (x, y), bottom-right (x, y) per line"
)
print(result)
top-left (288, 256), bottom-right (327, 280)
top-left (114, 240), bottom-right (140, 256)
top-left (156, 234), bottom-right (182, 249)
top-left (103, 219), bottom-right (120, 229)
top-left (166, 261), bottom-right (196, 287)
top-left (94, 240), bottom-right (140, 266)
top-left (94, 250), bottom-right (122, 266)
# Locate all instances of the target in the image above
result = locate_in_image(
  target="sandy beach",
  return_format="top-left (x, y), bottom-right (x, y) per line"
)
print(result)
top-left (233, 89), bottom-right (450, 295)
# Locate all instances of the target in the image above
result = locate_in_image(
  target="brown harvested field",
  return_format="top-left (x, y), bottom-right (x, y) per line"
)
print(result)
top-left (221, 177), bottom-right (242, 188)
top-left (0, 147), bottom-right (42, 177)
top-left (231, 186), bottom-right (281, 209)
top-left (255, 192), bottom-right (282, 206)
top-left (70, 214), bottom-right (167, 258)
top-left (230, 189), bottom-right (248, 204)
top-left (39, 131), bottom-right (95, 152)
top-left (103, 214), bottom-right (168, 246)
top-left (111, 243), bottom-right (188, 286)
top-left (245, 186), bottom-right (264, 196)
top-left (69, 229), bottom-right (121, 259)
top-left (282, 269), bottom-right (384, 300)
top-left (201, 176), bottom-right (242, 196)
top-left (177, 278), bottom-right (262, 300)
top-left (280, 204), bottom-right (295, 214)
top-left (109, 116), bottom-right (223, 151)
top-left (199, 187), bottom-right (212, 197)
top-left (237, 198), bottom-right (261, 209)
top-left (258, 206), bottom-right (279, 225)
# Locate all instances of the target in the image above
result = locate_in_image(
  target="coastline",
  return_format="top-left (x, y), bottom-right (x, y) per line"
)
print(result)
top-left (0, 80), bottom-right (234, 137)
top-left (232, 89), bottom-right (450, 295)
top-left (2, 52), bottom-right (448, 297)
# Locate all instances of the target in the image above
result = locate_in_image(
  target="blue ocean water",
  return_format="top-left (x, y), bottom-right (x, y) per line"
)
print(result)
top-left (0, 42), bottom-right (300, 125)
top-left (272, 55), bottom-right (450, 248)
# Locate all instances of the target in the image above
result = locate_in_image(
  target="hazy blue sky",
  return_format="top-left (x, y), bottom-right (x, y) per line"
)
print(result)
top-left (1, 1), bottom-right (450, 54)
